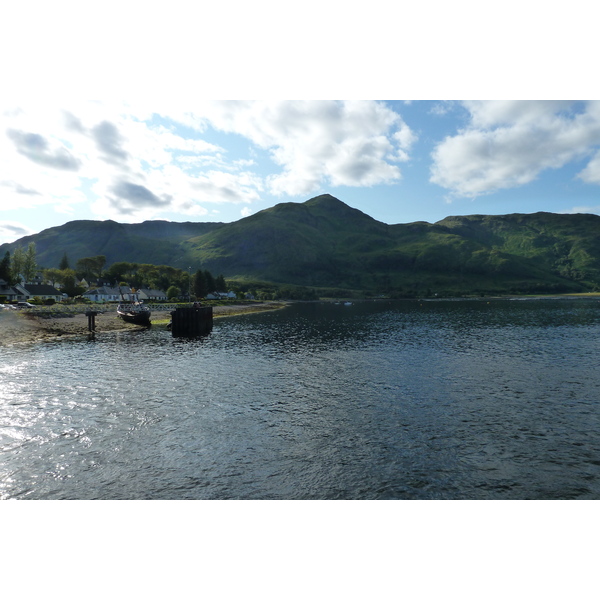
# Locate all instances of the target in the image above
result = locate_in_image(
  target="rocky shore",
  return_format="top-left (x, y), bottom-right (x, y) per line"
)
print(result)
top-left (0, 302), bottom-right (287, 346)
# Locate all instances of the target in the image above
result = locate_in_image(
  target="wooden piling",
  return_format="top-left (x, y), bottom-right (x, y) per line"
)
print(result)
top-left (170, 306), bottom-right (213, 336)
top-left (85, 310), bottom-right (98, 332)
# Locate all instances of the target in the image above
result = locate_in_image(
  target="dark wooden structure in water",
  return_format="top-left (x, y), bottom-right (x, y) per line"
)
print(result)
top-left (170, 305), bottom-right (213, 336)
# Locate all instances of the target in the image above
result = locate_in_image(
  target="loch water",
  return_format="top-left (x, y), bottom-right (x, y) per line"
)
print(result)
top-left (2, 298), bottom-right (600, 500)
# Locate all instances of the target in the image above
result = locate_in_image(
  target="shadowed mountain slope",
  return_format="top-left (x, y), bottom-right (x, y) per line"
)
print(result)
top-left (2, 194), bottom-right (600, 295)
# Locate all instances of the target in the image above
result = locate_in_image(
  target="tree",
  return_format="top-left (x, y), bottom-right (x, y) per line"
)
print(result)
top-left (204, 270), bottom-right (216, 293)
top-left (215, 274), bottom-right (227, 292)
top-left (56, 268), bottom-right (76, 287)
top-left (157, 265), bottom-right (187, 292)
top-left (59, 253), bottom-right (70, 270)
top-left (137, 264), bottom-right (161, 290)
top-left (193, 269), bottom-right (207, 298)
top-left (61, 269), bottom-right (86, 297)
top-left (11, 246), bottom-right (25, 283)
top-left (42, 268), bottom-right (63, 287)
top-left (23, 242), bottom-right (37, 283)
top-left (76, 255), bottom-right (106, 280)
top-left (0, 251), bottom-right (11, 283)
top-left (166, 285), bottom-right (181, 300)
top-left (105, 262), bottom-right (137, 285)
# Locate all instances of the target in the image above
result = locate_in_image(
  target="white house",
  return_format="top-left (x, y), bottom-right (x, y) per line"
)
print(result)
top-left (138, 288), bottom-right (168, 301)
top-left (206, 291), bottom-right (237, 300)
top-left (83, 286), bottom-right (168, 303)
top-left (83, 286), bottom-right (127, 302)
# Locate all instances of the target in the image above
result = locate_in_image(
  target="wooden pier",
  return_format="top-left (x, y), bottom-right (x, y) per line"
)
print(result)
top-left (170, 305), bottom-right (213, 336)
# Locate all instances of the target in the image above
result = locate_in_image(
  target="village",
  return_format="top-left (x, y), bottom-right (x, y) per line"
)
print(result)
top-left (0, 268), bottom-right (285, 344)
top-left (0, 275), bottom-right (241, 307)
top-left (0, 243), bottom-right (258, 310)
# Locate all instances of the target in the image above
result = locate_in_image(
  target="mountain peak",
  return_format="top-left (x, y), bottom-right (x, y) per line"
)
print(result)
top-left (305, 193), bottom-right (344, 207)
top-left (304, 193), bottom-right (363, 216)
top-left (303, 193), bottom-right (382, 226)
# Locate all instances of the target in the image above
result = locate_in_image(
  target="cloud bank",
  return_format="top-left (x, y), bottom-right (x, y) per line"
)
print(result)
top-left (0, 100), bottom-right (415, 224)
top-left (0, 221), bottom-right (35, 244)
top-left (4, 99), bottom-right (600, 235)
top-left (430, 101), bottom-right (600, 197)
top-left (7, 128), bottom-right (81, 171)
top-left (180, 101), bottom-right (415, 196)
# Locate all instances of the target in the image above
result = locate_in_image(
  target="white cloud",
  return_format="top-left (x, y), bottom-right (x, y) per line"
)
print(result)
top-left (463, 100), bottom-right (574, 128)
top-left (0, 115), bottom-right (90, 216)
top-left (559, 205), bottom-right (600, 216)
top-left (0, 221), bottom-right (35, 245)
top-left (0, 100), bottom-right (416, 225)
top-left (174, 100), bottom-right (416, 196)
top-left (577, 150), bottom-right (600, 184)
top-left (0, 180), bottom-right (41, 197)
top-left (120, 120), bottom-right (224, 170)
top-left (429, 101), bottom-right (455, 116)
top-left (189, 170), bottom-right (263, 204)
top-left (430, 101), bottom-right (600, 197)
top-left (92, 120), bottom-right (130, 165)
top-left (6, 128), bottom-right (81, 171)
top-left (0, 101), bottom-right (258, 223)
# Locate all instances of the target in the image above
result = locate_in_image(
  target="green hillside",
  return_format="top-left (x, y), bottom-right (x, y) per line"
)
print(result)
top-left (2, 194), bottom-right (600, 296)
top-left (189, 196), bottom-right (392, 287)
top-left (0, 220), bottom-right (223, 270)
top-left (437, 212), bottom-right (600, 282)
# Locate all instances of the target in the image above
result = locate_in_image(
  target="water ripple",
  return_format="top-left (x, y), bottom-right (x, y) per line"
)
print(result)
top-left (2, 299), bottom-right (600, 499)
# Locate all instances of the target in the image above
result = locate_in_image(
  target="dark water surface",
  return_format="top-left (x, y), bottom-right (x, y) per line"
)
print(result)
top-left (2, 298), bottom-right (600, 499)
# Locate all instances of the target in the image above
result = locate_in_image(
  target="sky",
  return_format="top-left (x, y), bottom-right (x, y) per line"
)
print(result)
top-left (1, 3), bottom-right (598, 250)
top-left (4, 99), bottom-right (600, 246)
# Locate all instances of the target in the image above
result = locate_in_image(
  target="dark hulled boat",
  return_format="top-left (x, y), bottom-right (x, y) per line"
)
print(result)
top-left (117, 286), bottom-right (151, 325)
top-left (117, 302), bottom-right (151, 325)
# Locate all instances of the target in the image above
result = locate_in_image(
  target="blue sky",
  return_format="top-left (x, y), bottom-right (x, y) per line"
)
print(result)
top-left (3, 99), bottom-right (600, 246)
top-left (1, 3), bottom-right (598, 246)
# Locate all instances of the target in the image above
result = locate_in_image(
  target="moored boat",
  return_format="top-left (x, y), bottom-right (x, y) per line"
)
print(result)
top-left (117, 286), bottom-right (151, 325)
top-left (117, 302), bottom-right (151, 325)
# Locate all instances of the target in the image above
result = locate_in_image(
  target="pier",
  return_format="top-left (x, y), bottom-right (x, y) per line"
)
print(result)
top-left (170, 305), bottom-right (213, 336)
top-left (85, 310), bottom-right (98, 332)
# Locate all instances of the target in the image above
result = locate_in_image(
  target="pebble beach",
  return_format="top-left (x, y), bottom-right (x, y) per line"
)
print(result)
top-left (0, 302), bottom-right (287, 346)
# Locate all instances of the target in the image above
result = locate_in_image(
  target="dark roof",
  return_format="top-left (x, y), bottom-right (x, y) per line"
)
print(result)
top-left (0, 285), bottom-right (21, 297)
top-left (23, 284), bottom-right (62, 295)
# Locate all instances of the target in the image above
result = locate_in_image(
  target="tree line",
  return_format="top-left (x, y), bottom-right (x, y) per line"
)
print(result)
top-left (0, 243), bottom-right (38, 285)
top-left (2, 244), bottom-right (319, 301)
top-left (1, 245), bottom-right (229, 300)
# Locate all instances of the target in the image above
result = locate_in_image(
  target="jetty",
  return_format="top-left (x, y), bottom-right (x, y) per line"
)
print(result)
top-left (170, 305), bottom-right (213, 336)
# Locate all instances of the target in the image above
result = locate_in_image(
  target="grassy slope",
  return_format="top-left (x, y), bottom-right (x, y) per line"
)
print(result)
top-left (2, 195), bottom-right (600, 295)
top-left (0, 220), bottom-right (223, 269)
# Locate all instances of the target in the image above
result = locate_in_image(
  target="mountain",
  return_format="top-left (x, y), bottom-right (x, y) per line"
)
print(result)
top-left (2, 194), bottom-right (600, 295)
top-left (0, 219), bottom-right (223, 271)
top-left (185, 195), bottom-right (394, 288)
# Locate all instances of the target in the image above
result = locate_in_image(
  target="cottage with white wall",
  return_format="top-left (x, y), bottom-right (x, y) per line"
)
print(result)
top-left (22, 284), bottom-right (63, 302)
top-left (83, 286), bottom-right (127, 302)
top-left (137, 288), bottom-right (168, 301)
top-left (206, 291), bottom-right (237, 300)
